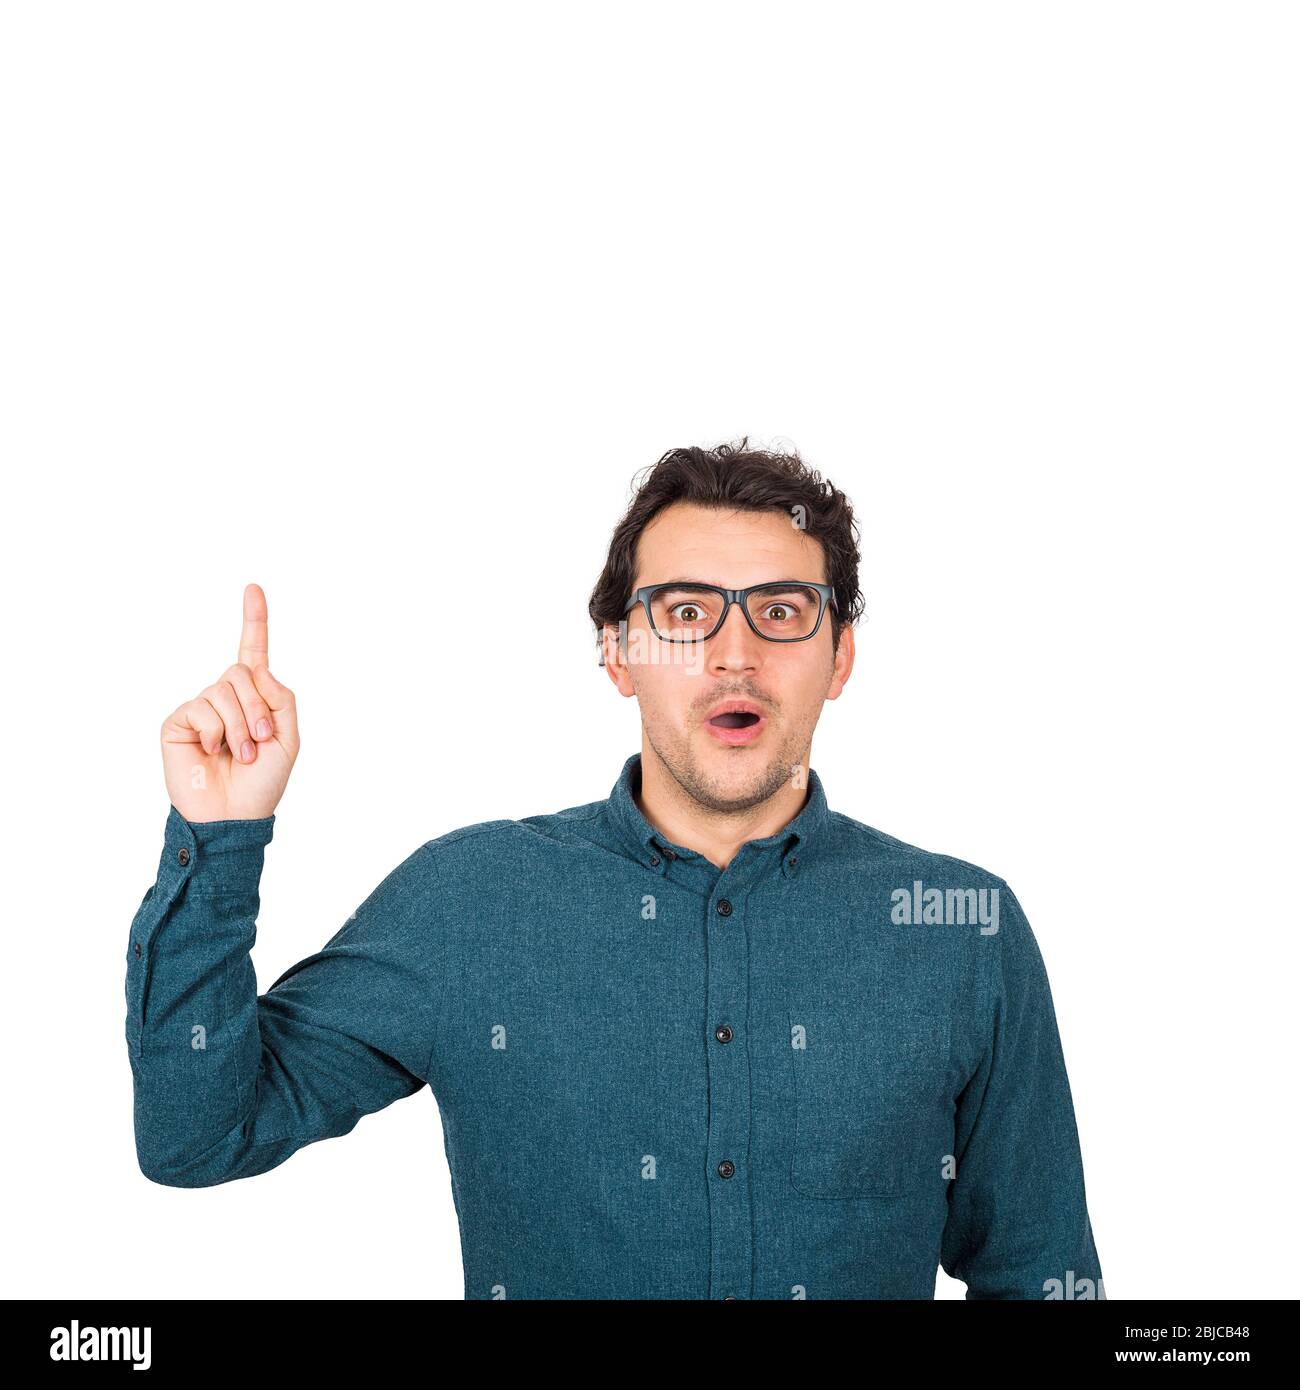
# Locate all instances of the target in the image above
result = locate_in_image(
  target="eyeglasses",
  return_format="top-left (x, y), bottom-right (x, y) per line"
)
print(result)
top-left (623, 581), bottom-right (837, 644)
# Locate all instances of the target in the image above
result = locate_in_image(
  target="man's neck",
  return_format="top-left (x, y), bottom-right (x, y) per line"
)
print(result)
top-left (635, 743), bottom-right (811, 870)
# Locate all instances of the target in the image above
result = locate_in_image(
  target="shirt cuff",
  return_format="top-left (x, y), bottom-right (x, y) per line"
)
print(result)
top-left (158, 803), bottom-right (276, 899)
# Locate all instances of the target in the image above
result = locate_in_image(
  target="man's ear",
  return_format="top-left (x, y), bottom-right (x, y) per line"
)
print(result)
top-left (601, 621), bottom-right (636, 696)
top-left (826, 622), bottom-right (855, 699)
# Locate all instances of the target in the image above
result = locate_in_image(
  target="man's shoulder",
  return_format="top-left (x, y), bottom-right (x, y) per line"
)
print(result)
top-left (825, 808), bottom-right (1011, 891)
top-left (417, 793), bottom-right (609, 868)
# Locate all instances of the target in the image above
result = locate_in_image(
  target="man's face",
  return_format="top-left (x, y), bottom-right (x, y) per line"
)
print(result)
top-left (604, 502), bottom-right (854, 813)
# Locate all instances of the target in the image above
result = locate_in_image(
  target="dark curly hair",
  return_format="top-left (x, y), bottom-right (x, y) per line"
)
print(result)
top-left (589, 436), bottom-right (864, 657)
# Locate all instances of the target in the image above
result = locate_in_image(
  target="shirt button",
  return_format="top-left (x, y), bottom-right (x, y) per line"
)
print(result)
top-left (649, 854), bottom-right (660, 867)
top-left (177, 847), bottom-right (190, 866)
top-left (717, 1159), bottom-right (735, 1179)
top-left (788, 854), bottom-right (798, 867)
top-left (714, 1024), bottom-right (733, 1044)
top-left (716, 898), bottom-right (733, 917)
top-left (133, 941), bottom-right (141, 958)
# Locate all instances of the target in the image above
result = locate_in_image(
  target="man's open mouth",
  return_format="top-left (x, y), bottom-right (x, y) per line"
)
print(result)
top-left (709, 711), bottom-right (762, 729)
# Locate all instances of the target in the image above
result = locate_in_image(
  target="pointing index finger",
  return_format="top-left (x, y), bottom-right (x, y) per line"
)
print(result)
top-left (239, 582), bottom-right (269, 672)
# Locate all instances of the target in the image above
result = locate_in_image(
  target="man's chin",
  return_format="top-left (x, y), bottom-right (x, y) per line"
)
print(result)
top-left (691, 746), bottom-right (787, 809)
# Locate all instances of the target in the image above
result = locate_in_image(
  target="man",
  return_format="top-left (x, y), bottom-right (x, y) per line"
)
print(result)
top-left (126, 439), bottom-right (1105, 1300)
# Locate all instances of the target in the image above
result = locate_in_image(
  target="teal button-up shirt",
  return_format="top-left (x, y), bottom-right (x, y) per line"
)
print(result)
top-left (125, 752), bottom-right (1104, 1300)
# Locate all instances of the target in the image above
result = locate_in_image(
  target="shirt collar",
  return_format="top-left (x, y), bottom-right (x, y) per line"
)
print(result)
top-left (604, 750), bottom-right (830, 876)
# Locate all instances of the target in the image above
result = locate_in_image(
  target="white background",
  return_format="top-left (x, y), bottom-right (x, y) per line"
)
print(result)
top-left (2, 1), bottom-right (1296, 1301)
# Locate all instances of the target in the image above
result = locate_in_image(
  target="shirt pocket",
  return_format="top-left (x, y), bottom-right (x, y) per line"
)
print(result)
top-left (787, 1004), bottom-right (952, 1198)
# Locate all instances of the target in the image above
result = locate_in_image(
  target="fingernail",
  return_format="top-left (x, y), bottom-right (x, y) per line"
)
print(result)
top-left (256, 718), bottom-right (272, 738)
top-left (241, 741), bottom-right (255, 762)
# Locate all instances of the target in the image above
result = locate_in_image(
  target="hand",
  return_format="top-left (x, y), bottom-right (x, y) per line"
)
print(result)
top-left (160, 583), bottom-right (300, 822)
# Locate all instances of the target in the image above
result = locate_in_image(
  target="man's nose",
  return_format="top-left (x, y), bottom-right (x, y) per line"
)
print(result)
top-left (705, 601), bottom-right (763, 673)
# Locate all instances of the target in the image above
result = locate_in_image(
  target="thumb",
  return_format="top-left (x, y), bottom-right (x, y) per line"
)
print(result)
top-left (251, 665), bottom-right (299, 742)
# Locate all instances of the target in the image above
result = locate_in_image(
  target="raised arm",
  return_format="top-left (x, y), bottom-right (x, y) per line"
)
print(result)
top-left (126, 585), bottom-right (440, 1186)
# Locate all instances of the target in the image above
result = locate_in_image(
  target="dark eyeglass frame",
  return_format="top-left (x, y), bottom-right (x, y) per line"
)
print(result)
top-left (622, 581), bottom-right (837, 644)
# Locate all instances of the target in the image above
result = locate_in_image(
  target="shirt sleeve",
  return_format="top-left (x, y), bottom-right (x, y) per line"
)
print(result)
top-left (939, 882), bottom-right (1105, 1299)
top-left (125, 805), bottom-right (440, 1187)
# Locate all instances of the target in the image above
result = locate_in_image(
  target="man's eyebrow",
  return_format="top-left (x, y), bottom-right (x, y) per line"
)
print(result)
top-left (645, 577), bottom-right (824, 588)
